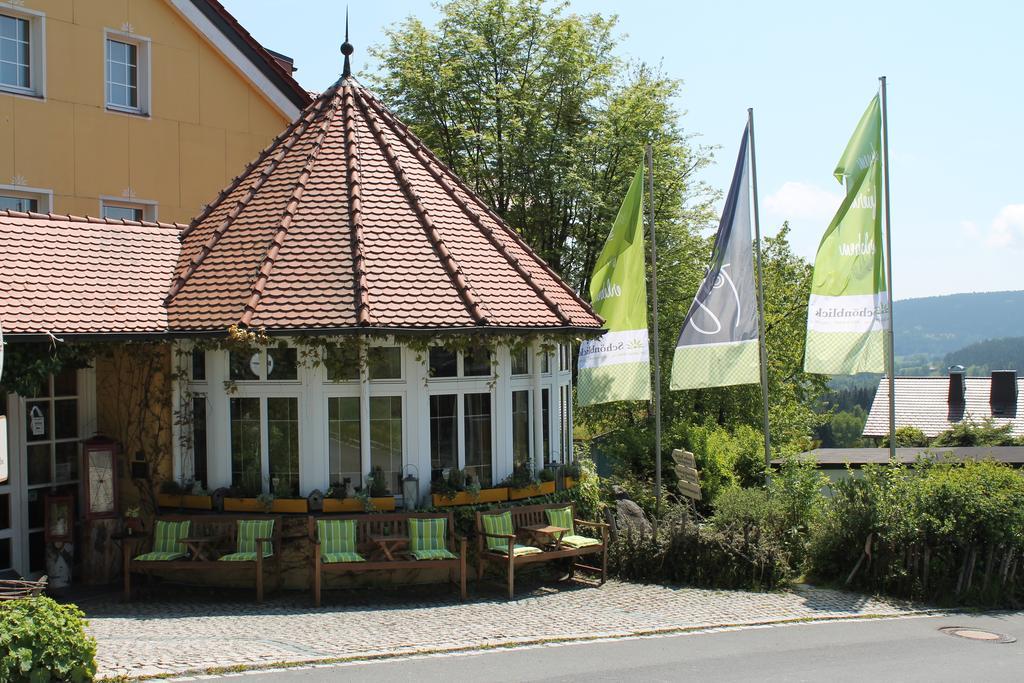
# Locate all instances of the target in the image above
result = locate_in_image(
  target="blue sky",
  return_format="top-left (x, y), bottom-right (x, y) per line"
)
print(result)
top-left (223, 1), bottom-right (1023, 300)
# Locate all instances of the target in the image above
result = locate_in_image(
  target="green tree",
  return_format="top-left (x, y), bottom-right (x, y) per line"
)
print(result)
top-left (932, 419), bottom-right (1019, 447)
top-left (880, 425), bottom-right (929, 448)
top-left (828, 407), bottom-right (867, 448)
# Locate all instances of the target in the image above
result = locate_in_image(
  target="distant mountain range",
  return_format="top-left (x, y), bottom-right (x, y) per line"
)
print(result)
top-left (895, 290), bottom-right (1024, 358)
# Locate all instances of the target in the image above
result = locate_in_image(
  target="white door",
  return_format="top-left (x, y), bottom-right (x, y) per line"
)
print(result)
top-left (0, 396), bottom-right (21, 575)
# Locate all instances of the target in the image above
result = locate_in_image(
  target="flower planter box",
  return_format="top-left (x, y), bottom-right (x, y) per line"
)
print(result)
top-left (322, 498), bottom-right (363, 513)
top-left (564, 476), bottom-right (576, 489)
top-left (156, 493), bottom-right (214, 511)
top-left (322, 497), bottom-right (397, 513)
top-left (223, 497), bottom-right (265, 513)
top-left (271, 498), bottom-right (309, 514)
top-left (432, 487), bottom-right (509, 507)
top-left (508, 481), bottom-right (556, 501)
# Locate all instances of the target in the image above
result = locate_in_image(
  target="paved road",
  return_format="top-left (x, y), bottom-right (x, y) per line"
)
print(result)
top-left (238, 612), bottom-right (1024, 682)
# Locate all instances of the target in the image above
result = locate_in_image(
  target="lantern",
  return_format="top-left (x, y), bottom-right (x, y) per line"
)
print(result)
top-left (83, 435), bottom-right (120, 520)
top-left (402, 465), bottom-right (419, 510)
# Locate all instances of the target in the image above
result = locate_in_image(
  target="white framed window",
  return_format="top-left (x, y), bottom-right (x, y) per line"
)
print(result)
top-left (100, 198), bottom-right (157, 222)
top-left (427, 346), bottom-right (493, 379)
top-left (228, 347), bottom-right (299, 382)
top-left (0, 185), bottom-right (52, 213)
top-left (428, 389), bottom-right (495, 488)
top-left (104, 30), bottom-right (150, 116)
top-left (0, 7), bottom-right (44, 98)
top-left (228, 395), bottom-right (301, 497)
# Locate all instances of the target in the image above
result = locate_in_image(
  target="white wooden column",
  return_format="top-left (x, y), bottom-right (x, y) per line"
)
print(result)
top-left (493, 345), bottom-right (513, 484)
top-left (206, 350), bottom-right (231, 490)
top-left (358, 344), bottom-right (371, 489)
top-left (531, 341), bottom-right (543, 475)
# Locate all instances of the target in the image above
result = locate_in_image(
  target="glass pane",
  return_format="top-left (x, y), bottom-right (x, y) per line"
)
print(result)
top-left (55, 441), bottom-right (78, 482)
top-left (0, 195), bottom-right (38, 212)
top-left (192, 396), bottom-right (208, 487)
top-left (541, 351), bottom-right (550, 374)
top-left (27, 443), bottom-right (50, 485)
top-left (0, 15), bottom-right (16, 40)
top-left (0, 539), bottom-right (10, 571)
top-left (229, 350), bottom-right (260, 380)
top-left (29, 531), bottom-right (44, 573)
top-left (325, 345), bottom-right (359, 381)
top-left (268, 347), bottom-right (298, 380)
top-left (368, 396), bottom-right (402, 494)
top-left (464, 348), bottom-right (491, 377)
top-left (53, 368), bottom-right (77, 396)
top-left (27, 490), bottom-right (43, 528)
top-left (53, 399), bottom-right (78, 440)
top-left (0, 62), bottom-right (15, 87)
top-left (368, 347), bottom-right (401, 380)
top-left (25, 401), bottom-right (49, 442)
top-left (560, 344), bottom-right (571, 372)
top-left (0, 39), bottom-right (15, 62)
top-left (429, 394), bottom-right (458, 476)
top-left (328, 397), bottom-right (360, 495)
top-left (267, 397), bottom-right (299, 497)
top-left (511, 346), bottom-right (529, 375)
top-left (102, 204), bottom-right (144, 221)
top-left (464, 393), bottom-right (492, 487)
top-left (230, 397), bottom-right (261, 494)
top-left (512, 390), bottom-right (531, 468)
top-left (0, 493), bottom-right (9, 530)
top-left (428, 347), bottom-right (457, 378)
top-left (191, 350), bottom-right (206, 381)
top-left (542, 388), bottom-right (551, 466)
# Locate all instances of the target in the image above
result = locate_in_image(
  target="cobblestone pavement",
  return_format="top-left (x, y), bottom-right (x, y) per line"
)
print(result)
top-left (83, 578), bottom-right (927, 680)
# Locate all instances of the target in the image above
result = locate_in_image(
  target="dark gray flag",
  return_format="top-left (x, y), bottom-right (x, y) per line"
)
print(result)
top-left (670, 125), bottom-right (761, 389)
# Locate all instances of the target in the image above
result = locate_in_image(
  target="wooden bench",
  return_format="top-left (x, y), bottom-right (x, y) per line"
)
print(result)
top-left (308, 511), bottom-right (467, 607)
top-left (124, 514), bottom-right (282, 603)
top-left (475, 502), bottom-right (608, 599)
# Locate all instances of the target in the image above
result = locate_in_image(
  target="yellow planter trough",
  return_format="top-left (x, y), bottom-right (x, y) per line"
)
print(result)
top-left (508, 480), bottom-right (556, 501)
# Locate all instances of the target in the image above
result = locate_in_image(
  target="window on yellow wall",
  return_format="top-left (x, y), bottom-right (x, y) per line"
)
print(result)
top-left (104, 31), bottom-right (150, 116)
top-left (100, 199), bottom-right (156, 223)
top-left (0, 7), bottom-right (44, 98)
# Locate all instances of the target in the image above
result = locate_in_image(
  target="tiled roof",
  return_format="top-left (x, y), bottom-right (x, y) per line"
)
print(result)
top-left (166, 76), bottom-right (602, 333)
top-left (863, 376), bottom-right (1024, 438)
top-left (788, 446), bottom-right (1024, 466)
top-left (0, 211), bottom-right (183, 335)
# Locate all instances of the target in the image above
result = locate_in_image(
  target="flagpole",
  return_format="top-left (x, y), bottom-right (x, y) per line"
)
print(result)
top-left (747, 109), bottom-right (772, 472)
top-left (645, 142), bottom-right (663, 517)
top-left (879, 77), bottom-right (897, 460)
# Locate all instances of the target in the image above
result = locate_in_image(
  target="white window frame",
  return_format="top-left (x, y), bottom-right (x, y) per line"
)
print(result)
top-left (99, 197), bottom-right (158, 222)
top-left (0, 6), bottom-right (45, 99)
top-left (103, 28), bottom-right (151, 117)
top-left (0, 185), bottom-right (52, 213)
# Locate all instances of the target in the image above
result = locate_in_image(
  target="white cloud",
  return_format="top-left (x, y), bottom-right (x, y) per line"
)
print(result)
top-left (986, 204), bottom-right (1024, 249)
top-left (763, 181), bottom-right (843, 223)
top-left (960, 220), bottom-right (979, 238)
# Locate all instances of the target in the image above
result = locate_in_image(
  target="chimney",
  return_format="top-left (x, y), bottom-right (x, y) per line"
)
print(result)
top-left (948, 366), bottom-right (965, 405)
top-left (990, 370), bottom-right (1018, 415)
top-left (265, 49), bottom-right (296, 74)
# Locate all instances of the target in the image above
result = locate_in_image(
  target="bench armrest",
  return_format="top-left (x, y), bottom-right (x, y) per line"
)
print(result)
top-left (574, 519), bottom-right (609, 529)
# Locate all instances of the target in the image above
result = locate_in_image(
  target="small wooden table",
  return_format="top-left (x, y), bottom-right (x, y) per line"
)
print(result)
top-left (180, 536), bottom-right (219, 562)
top-left (522, 524), bottom-right (568, 550)
top-left (368, 534), bottom-right (409, 561)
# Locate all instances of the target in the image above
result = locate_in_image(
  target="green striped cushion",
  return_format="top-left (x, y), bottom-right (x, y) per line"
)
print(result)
top-left (322, 551), bottom-right (365, 564)
top-left (218, 551), bottom-right (259, 562)
top-left (545, 507), bottom-right (575, 536)
top-left (493, 544), bottom-right (542, 557)
top-left (560, 534), bottom-right (601, 549)
top-left (317, 519), bottom-right (357, 555)
top-left (481, 511), bottom-right (514, 552)
top-left (410, 548), bottom-right (457, 561)
top-left (133, 551), bottom-right (186, 562)
top-left (236, 519), bottom-right (274, 557)
top-left (409, 518), bottom-right (446, 552)
top-left (152, 520), bottom-right (191, 555)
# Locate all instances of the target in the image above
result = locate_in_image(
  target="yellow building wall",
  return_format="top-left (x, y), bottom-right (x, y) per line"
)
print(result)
top-left (0, 0), bottom-right (295, 223)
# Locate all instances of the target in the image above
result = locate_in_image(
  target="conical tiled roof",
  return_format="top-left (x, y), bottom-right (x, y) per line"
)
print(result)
top-left (166, 75), bottom-right (601, 333)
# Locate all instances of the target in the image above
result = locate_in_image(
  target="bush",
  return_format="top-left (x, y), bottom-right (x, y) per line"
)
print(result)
top-left (807, 459), bottom-right (1024, 605)
top-left (881, 426), bottom-right (929, 447)
top-left (0, 597), bottom-right (97, 682)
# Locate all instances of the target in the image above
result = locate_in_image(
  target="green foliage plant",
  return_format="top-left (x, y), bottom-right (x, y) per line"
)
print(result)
top-left (0, 597), bottom-right (97, 682)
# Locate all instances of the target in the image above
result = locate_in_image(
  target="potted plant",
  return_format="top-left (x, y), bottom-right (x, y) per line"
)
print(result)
top-left (223, 481), bottom-right (264, 512)
top-left (156, 479), bottom-right (213, 510)
top-left (507, 461), bottom-right (556, 500)
top-left (564, 461), bottom-right (581, 489)
top-left (268, 478), bottom-right (308, 513)
top-left (431, 468), bottom-right (470, 507)
top-left (123, 506), bottom-right (143, 536)
top-left (364, 467), bottom-right (396, 511)
top-left (323, 479), bottom-right (363, 513)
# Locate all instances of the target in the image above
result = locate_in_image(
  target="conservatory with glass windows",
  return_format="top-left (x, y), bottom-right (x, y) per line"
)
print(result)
top-left (165, 70), bottom-right (602, 504)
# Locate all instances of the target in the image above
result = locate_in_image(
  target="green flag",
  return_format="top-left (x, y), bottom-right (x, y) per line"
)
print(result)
top-left (577, 163), bottom-right (650, 405)
top-left (804, 95), bottom-right (889, 375)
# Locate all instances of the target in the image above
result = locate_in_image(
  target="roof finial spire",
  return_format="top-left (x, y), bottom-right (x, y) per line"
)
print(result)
top-left (341, 7), bottom-right (353, 79)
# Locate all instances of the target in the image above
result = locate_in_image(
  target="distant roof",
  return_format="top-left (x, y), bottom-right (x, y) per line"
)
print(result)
top-left (0, 211), bottom-right (182, 336)
top-left (166, 76), bottom-right (602, 334)
top-left (786, 446), bottom-right (1024, 467)
top-left (863, 376), bottom-right (1023, 438)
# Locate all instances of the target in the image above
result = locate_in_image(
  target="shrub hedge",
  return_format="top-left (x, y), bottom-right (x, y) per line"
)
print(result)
top-left (0, 597), bottom-right (97, 682)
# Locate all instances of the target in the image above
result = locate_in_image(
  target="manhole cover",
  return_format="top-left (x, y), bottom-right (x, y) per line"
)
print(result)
top-left (939, 626), bottom-right (1016, 644)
